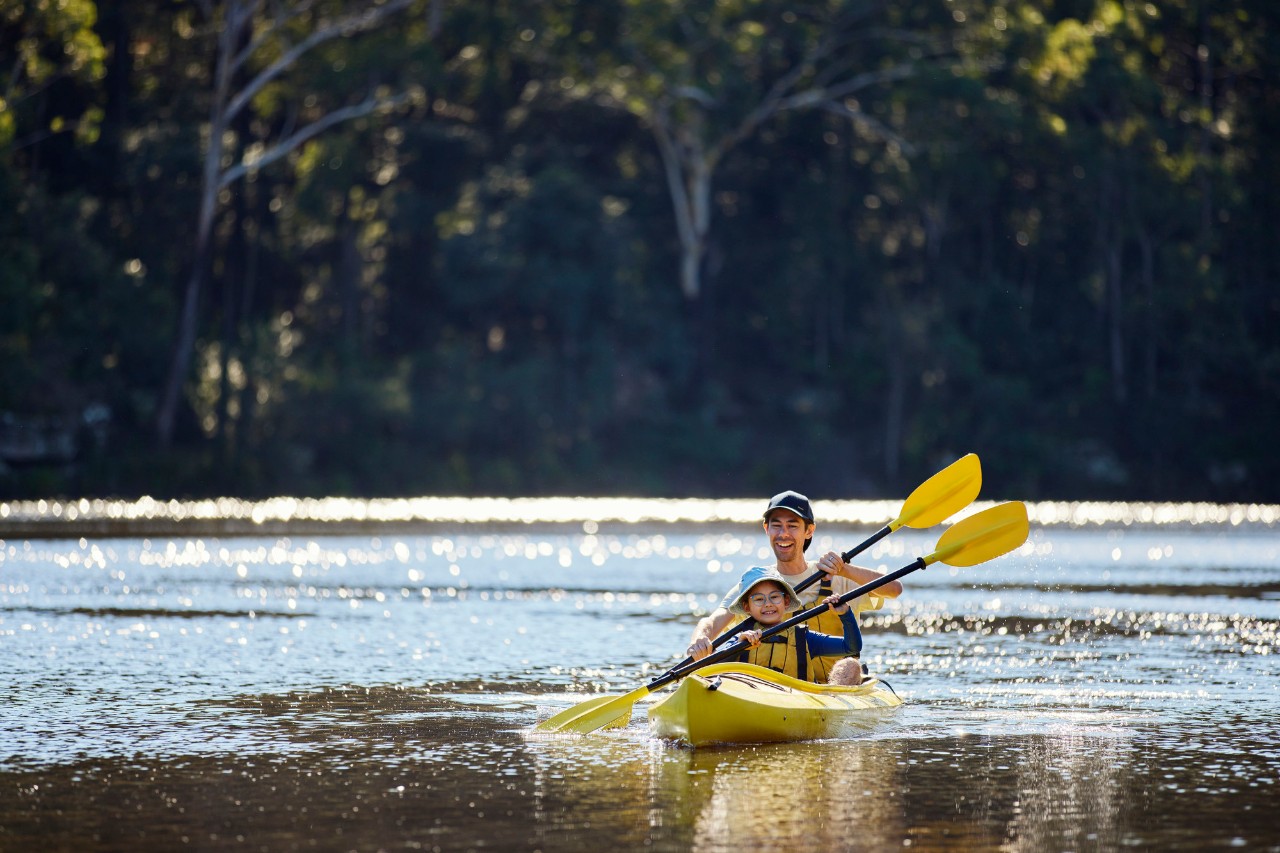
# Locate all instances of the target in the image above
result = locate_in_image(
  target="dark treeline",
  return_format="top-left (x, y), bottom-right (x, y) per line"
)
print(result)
top-left (1, 0), bottom-right (1276, 502)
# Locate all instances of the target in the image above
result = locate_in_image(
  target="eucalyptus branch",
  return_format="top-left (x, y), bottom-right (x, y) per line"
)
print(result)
top-left (4, 51), bottom-right (23, 106)
top-left (2, 69), bottom-right (64, 110)
top-left (231, 1), bottom-right (317, 76)
top-left (219, 88), bottom-right (415, 189)
top-left (224, 0), bottom-right (416, 125)
top-left (707, 54), bottom-right (821, 160)
top-left (791, 61), bottom-right (919, 106)
top-left (818, 101), bottom-right (913, 154)
top-left (8, 123), bottom-right (71, 152)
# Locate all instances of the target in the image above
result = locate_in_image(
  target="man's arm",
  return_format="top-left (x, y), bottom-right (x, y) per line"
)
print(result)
top-left (843, 562), bottom-right (904, 598)
top-left (815, 551), bottom-right (904, 598)
top-left (689, 607), bottom-right (734, 645)
top-left (687, 607), bottom-right (735, 660)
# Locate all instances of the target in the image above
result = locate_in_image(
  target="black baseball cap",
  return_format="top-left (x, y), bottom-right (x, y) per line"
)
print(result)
top-left (763, 490), bottom-right (814, 551)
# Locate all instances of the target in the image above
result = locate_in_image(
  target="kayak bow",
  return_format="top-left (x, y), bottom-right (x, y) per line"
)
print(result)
top-left (647, 662), bottom-right (902, 747)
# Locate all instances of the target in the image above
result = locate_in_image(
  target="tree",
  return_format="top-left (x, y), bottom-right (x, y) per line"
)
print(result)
top-left (0, 0), bottom-right (105, 151)
top-left (155, 0), bottom-right (441, 448)
top-left (0, 0), bottom-right (113, 421)
top-left (562, 1), bottom-right (930, 304)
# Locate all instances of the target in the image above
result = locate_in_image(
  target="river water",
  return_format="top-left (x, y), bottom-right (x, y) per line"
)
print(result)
top-left (1, 499), bottom-right (1278, 851)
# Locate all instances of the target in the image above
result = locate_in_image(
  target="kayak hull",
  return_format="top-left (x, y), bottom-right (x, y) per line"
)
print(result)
top-left (647, 662), bottom-right (902, 747)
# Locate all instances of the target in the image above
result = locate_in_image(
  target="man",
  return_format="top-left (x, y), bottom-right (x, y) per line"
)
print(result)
top-left (686, 490), bottom-right (903, 684)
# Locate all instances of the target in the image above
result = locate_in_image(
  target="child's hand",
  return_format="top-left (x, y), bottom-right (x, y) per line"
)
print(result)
top-left (741, 629), bottom-right (763, 648)
top-left (824, 594), bottom-right (849, 615)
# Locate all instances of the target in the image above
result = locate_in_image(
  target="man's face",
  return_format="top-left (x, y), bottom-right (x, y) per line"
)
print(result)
top-left (764, 509), bottom-right (813, 562)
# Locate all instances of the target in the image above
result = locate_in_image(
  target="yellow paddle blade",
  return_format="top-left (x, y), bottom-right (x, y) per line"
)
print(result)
top-left (537, 692), bottom-right (628, 731)
top-left (598, 707), bottom-right (634, 730)
top-left (535, 685), bottom-right (650, 734)
top-left (893, 453), bottom-right (982, 530)
top-left (926, 501), bottom-right (1028, 567)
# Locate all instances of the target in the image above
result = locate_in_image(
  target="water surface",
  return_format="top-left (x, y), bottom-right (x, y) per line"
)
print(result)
top-left (2, 502), bottom-right (1278, 850)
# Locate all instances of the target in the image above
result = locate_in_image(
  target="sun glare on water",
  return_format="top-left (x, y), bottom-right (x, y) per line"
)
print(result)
top-left (0, 496), bottom-right (1277, 531)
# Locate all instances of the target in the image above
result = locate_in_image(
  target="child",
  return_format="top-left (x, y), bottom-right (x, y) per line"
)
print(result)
top-left (724, 566), bottom-right (865, 686)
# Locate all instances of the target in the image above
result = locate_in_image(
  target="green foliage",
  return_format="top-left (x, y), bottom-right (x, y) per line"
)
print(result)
top-left (2, 0), bottom-right (1278, 501)
top-left (0, 175), bottom-right (153, 414)
top-left (0, 0), bottom-right (105, 147)
top-left (418, 158), bottom-right (633, 492)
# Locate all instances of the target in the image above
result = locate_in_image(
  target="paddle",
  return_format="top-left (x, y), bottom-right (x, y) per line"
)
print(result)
top-left (536, 500), bottom-right (1028, 735)
top-left (534, 457), bottom-right (980, 732)
top-left (667, 453), bottom-right (983, 669)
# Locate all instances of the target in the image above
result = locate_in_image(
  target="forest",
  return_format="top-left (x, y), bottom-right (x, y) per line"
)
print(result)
top-left (1, 0), bottom-right (1276, 503)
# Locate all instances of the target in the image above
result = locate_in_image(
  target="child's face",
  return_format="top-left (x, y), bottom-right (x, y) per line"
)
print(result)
top-left (744, 581), bottom-right (789, 625)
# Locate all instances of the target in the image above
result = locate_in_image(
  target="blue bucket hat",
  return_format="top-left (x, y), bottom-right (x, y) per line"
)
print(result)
top-left (729, 567), bottom-right (803, 616)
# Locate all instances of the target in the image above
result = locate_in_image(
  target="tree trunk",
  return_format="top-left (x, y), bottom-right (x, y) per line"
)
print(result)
top-left (1094, 155), bottom-right (1126, 405)
top-left (155, 140), bottom-right (222, 447)
top-left (1107, 241), bottom-right (1126, 404)
top-left (337, 198), bottom-right (362, 364)
top-left (1138, 229), bottom-right (1156, 400)
top-left (154, 0), bottom-right (419, 448)
top-left (651, 117), bottom-right (712, 301)
top-left (232, 193), bottom-right (264, 466)
top-left (1196, 10), bottom-right (1215, 249)
top-left (883, 337), bottom-right (905, 487)
top-left (156, 5), bottom-right (238, 448)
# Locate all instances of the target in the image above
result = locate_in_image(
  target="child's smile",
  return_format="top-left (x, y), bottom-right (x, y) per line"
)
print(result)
top-left (745, 583), bottom-right (789, 625)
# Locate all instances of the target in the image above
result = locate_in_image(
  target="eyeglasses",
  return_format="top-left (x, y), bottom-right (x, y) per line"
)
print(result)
top-left (747, 592), bottom-right (787, 607)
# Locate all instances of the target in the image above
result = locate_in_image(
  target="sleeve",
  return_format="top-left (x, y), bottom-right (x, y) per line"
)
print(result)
top-left (804, 610), bottom-right (863, 658)
top-left (717, 582), bottom-right (742, 612)
top-left (851, 593), bottom-right (884, 614)
top-left (832, 574), bottom-right (884, 614)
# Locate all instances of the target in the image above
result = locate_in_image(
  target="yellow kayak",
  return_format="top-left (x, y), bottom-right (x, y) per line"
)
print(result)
top-left (647, 662), bottom-right (902, 747)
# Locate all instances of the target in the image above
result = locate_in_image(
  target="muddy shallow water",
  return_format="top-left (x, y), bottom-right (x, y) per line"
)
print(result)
top-left (2, 509), bottom-right (1278, 851)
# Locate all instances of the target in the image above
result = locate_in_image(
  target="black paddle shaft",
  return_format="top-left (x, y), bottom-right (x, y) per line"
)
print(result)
top-left (660, 523), bottom-right (897, 674)
top-left (647, 552), bottom-right (927, 693)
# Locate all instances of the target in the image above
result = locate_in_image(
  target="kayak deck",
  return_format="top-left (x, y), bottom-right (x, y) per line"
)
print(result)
top-left (648, 662), bottom-right (902, 747)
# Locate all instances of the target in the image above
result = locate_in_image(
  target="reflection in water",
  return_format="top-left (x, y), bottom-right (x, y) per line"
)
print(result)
top-left (527, 721), bottom-right (1280, 851)
top-left (9, 709), bottom-right (1278, 853)
top-left (659, 743), bottom-right (911, 850)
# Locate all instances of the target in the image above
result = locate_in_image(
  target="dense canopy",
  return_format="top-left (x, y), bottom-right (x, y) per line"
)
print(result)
top-left (1, 0), bottom-right (1276, 502)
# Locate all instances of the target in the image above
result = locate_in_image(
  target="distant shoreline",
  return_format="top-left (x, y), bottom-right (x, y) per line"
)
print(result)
top-left (2, 496), bottom-right (1277, 540)
top-left (0, 517), bottom-right (611, 540)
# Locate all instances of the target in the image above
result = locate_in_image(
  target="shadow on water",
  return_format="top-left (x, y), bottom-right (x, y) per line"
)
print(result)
top-left (978, 580), bottom-right (1280, 600)
top-left (863, 611), bottom-right (1279, 643)
top-left (16, 606), bottom-right (312, 620)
